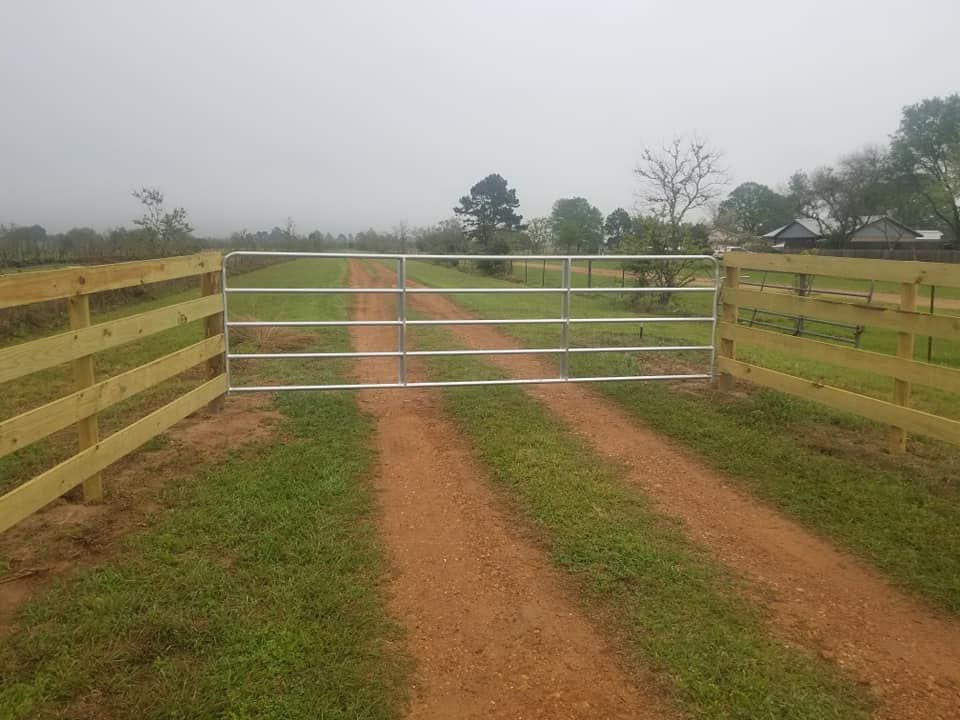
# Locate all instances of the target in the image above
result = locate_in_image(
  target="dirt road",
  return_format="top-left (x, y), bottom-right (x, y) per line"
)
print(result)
top-left (371, 260), bottom-right (960, 720)
top-left (348, 261), bottom-right (674, 720)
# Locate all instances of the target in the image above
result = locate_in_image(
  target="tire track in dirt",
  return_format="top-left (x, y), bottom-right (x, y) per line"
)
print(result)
top-left (347, 260), bottom-right (675, 720)
top-left (373, 260), bottom-right (960, 720)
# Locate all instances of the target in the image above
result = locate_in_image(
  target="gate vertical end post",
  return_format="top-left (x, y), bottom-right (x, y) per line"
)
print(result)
top-left (68, 295), bottom-right (103, 502)
top-left (716, 263), bottom-right (739, 391)
top-left (888, 281), bottom-right (917, 454)
top-left (202, 269), bottom-right (226, 412)
top-left (708, 258), bottom-right (720, 381)
top-left (561, 258), bottom-right (571, 380)
top-left (398, 257), bottom-right (407, 386)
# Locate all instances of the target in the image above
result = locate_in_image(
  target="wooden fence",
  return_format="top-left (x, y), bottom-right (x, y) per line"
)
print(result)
top-left (0, 252), bottom-right (227, 533)
top-left (718, 251), bottom-right (960, 451)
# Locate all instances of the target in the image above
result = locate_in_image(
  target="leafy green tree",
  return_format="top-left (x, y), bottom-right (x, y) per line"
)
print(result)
top-left (454, 173), bottom-right (523, 272)
top-left (718, 182), bottom-right (794, 236)
top-left (891, 94), bottom-right (960, 247)
top-left (550, 197), bottom-right (603, 253)
top-left (603, 208), bottom-right (632, 251)
top-left (453, 173), bottom-right (523, 252)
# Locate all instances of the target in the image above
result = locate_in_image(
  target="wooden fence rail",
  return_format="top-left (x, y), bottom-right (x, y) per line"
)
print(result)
top-left (0, 252), bottom-right (226, 534)
top-left (719, 251), bottom-right (960, 451)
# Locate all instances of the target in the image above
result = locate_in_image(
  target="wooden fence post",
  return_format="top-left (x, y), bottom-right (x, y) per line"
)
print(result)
top-left (888, 281), bottom-right (917, 453)
top-left (717, 264), bottom-right (740, 390)
top-left (68, 296), bottom-right (103, 501)
top-left (201, 270), bottom-right (226, 412)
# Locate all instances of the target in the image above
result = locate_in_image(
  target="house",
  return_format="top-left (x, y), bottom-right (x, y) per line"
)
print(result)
top-left (849, 215), bottom-right (944, 248)
top-left (760, 218), bottom-right (825, 251)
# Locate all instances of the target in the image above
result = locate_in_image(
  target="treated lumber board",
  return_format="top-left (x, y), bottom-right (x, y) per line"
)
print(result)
top-left (68, 295), bottom-right (102, 500)
top-left (0, 294), bottom-right (223, 385)
top-left (890, 283), bottom-right (918, 453)
top-left (200, 271), bottom-right (225, 412)
top-left (725, 251), bottom-right (960, 287)
top-left (718, 358), bottom-right (960, 447)
top-left (726, 287), bottom-right (960, 341)
top-left (0, 375), bottom-right (227, 534)
top-left (718, 322), bottom-right (960, 396)
top-left (0, 335), bottom-right (224, 459)
top-left (717, 265), bottom-right (739, 390)
top-left (0, 252), bottom-right (222, 310)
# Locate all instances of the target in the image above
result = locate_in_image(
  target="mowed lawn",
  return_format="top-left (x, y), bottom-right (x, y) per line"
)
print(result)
top-left (404, 259), bottom-right (960, 613)
top-left (0, 259), bottom-right (408, 719)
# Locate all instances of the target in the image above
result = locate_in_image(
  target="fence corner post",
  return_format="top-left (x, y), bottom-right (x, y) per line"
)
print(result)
top-left (68, 295), bottom-right (103, 502)
top-left (716, 263), bottom-right (739, 391)
top-left (888, 281), bottom-right (917, 453)
top-left (201, 269), bottom-right (226, 413)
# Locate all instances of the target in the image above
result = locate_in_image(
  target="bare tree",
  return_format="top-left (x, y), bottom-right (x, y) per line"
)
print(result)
top-left (132, 187), bottom-right (193, 255)
top-left (634, 136), bottom-right (728, 248)
top-left (627, 137), bottom-right (725, 302)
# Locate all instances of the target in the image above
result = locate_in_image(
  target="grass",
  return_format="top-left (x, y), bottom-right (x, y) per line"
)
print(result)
top-left (403, 259), bottom-right (960, 613)
top-left (418, 332), bottom-right (869, 720)
top-left (0, 259), bottom-right (408, 719)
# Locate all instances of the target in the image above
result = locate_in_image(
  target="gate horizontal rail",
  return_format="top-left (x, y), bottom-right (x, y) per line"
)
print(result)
top-left (222, 251), bottom-right (720, 391)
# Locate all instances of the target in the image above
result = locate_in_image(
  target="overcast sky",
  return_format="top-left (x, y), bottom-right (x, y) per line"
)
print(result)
top-left (2, 0), bottom-right (958, 237)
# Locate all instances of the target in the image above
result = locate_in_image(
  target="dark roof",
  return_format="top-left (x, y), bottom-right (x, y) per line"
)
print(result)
top-left (761, 218), bottom-right (824, 239)
top-left (852, 215), bottom-right (921, 238)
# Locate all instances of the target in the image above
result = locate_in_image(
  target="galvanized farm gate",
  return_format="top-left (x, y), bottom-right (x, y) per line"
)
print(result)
top-left (221, 252), bottom-right (721, 392)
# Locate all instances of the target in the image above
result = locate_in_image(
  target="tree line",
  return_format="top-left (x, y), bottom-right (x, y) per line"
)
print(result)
top-left (0, 190), bottom-right (356, 268)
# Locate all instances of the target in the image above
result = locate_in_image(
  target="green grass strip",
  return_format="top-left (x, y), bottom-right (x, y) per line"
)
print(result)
top-left (420, 337), bottom-right (868, 720)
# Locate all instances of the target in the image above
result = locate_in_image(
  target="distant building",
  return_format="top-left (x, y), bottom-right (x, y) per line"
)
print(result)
top-left (759, 215), bottom-right (945, 251)
top-left (848, 215), bottom-right (944, 248)
top-left (760, 218), bottom-right (825, 251)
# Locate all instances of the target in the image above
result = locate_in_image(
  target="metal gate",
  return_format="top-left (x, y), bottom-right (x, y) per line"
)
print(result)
top-left (222, 252), bottom-right (720, 392)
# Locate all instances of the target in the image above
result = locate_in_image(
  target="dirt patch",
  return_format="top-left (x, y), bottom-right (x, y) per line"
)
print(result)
top-left (0, 394), bottom-right (282, 635)
top-left (228, 315), bottom-right (321, 353)
top-left (349, 261), bottom-right (675, 720)
top-left (166, 393), bottom-right (283, 454)
top-left (373, 260), bottom-right (960, 720)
